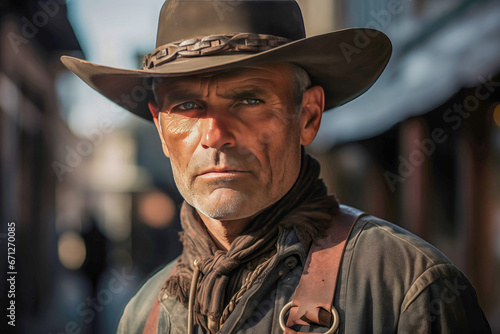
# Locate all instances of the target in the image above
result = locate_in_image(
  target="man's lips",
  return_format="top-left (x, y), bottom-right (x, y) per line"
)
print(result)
top-left (197, 168), bottom-right (249, 178)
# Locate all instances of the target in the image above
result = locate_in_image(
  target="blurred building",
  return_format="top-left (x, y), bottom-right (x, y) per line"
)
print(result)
top-left (1, 1), bottom-right (182, 333)
top-left (0, 0), bottom-right (83, 333)
top-left (302, 0), bottom-right (500, 329)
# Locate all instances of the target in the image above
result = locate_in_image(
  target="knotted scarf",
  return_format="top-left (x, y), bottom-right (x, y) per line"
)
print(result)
top-left (160, 152), bottom-right (339, 333)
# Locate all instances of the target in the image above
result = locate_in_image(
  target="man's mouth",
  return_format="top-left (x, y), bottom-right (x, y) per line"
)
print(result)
top-left (197, 168), bottom-right (249, 178)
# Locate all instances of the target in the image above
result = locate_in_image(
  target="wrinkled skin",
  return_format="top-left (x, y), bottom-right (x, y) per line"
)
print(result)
top-left (149, 64), bottom-right (324, 247)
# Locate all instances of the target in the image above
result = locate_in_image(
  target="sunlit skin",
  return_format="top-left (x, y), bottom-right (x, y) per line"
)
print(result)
top-left (149, 64), bottom-right (324, 250)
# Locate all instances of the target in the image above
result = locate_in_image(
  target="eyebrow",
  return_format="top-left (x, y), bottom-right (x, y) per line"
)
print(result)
top-left (217, 86), bottom-right (273, 101)
top-left (160, 84), bottom-right (274, 109)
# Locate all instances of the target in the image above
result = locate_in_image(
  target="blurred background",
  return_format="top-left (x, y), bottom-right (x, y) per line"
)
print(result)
top-left (0, 0), bottom-right (499, 332)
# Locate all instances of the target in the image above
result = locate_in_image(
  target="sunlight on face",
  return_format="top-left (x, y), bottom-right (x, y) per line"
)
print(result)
top-left (155, 64), bottom-right (306, 221)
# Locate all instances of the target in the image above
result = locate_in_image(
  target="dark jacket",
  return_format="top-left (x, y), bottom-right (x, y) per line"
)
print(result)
top-left (117, 212), bottom-right (491, 333)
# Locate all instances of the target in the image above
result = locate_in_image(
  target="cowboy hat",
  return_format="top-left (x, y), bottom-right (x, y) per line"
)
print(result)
top-left (61, 0), bottom-right (392, 122)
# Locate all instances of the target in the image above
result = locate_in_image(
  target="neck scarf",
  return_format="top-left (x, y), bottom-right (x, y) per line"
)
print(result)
top-left (160, 152), bottom-right (339, 333)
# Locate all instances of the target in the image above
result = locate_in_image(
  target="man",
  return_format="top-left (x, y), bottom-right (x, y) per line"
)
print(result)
top-left (62, 1), bottom-right (491, 333)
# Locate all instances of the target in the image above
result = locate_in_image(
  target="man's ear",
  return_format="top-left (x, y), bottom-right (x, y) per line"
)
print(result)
top-left (299, 86), bottom-right (324, 146)
top-left (149, 101), bottom-right (170, 157)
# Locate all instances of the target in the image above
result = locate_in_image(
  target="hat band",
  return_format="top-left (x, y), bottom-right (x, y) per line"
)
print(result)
top-left (143, 33), bottom-right (292, 69)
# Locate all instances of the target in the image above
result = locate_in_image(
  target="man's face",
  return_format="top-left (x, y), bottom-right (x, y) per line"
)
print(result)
top-left (150, 64), bottom-right (323, 222)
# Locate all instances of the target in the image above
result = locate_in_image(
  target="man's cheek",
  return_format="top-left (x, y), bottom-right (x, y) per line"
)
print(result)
top-left (163, 115), bottom-right (199, 136)
top-left (170, 162), bottom-right (190, 196)
top-left (235, 137), bottom-right (258, 162)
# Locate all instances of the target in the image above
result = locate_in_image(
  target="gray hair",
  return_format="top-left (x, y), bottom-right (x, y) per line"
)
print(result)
top-left (289, 63), bottom-right (312, 112)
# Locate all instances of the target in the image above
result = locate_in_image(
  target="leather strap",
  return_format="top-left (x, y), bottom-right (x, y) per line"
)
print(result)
top-left (142, 297), bottom-right (161, 334)
top-left (142, 205), bottom-right (366, 334)
top-left (284, 205), bottom-right (366, 333)
top-left (143, 32), bottom-right (291, 69)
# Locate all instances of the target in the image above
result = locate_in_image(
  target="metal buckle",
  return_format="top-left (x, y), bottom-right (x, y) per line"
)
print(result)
top-left (279, 302), bottom-right (340, 334)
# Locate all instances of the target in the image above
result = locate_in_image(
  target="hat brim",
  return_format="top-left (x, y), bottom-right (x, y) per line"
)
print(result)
top-left (61, 28), bottom-right (392, 122)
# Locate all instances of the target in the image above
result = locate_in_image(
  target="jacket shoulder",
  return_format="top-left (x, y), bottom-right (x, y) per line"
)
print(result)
top-left (342, 213), bottom-right (457, 296)
top-left (349, 214), bottom-right (452, 267)
top-left (117, 258), bottom-right (178, 334)
top-left (337, 212), bottom-right (484, 331)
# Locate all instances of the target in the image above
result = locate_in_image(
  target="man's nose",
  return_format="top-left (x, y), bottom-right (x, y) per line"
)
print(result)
top-left (199, 113), bottom-right (236, 150)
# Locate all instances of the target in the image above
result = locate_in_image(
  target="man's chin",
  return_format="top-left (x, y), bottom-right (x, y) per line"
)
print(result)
top-left (191, 192), bottom-right (257, 221)
top-left (196, 203), bottom-right (250, 221)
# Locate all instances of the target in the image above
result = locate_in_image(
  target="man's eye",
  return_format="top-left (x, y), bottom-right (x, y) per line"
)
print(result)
top-left (173, 102), bottom-right (200, 111)
top-left (240, 98), bottom-right (263, 106)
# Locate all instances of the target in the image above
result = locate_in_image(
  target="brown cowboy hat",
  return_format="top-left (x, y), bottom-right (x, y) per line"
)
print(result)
top-left (61, 0), bottom-right (392, 122)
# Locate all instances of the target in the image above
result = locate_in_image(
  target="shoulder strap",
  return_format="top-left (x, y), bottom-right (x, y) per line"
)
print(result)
top-left (142, 260), bottom-right (180, 334)
top-left (142, 297), bottom-right (161, 334)
top-left (284, 205), bottom-right (366, 333)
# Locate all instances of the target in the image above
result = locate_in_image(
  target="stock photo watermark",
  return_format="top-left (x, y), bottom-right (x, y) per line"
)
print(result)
top-left (340, 0), bottom-right (404, 63)
top-left (212, 0), bottom-right (242, 21)
top-left (384, 74), bottom-right (500, 192)
top-left (402, 275), bottom-right (470, 333)
top-left (51, 119), bottom-right (115, 182)
top-left (7, 0), bottom-right (71, 54)
top-left (51, 77), bottom-right (164, 182)
top-left (48, 267), bottom-right (135, 334)
top-left (5, 222), bottom-right (17, 327)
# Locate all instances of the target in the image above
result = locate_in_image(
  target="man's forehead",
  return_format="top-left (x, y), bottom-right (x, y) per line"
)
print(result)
top-left (155, 63), bottom-right (293, 89)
